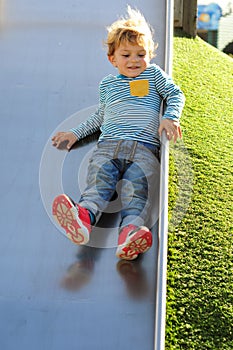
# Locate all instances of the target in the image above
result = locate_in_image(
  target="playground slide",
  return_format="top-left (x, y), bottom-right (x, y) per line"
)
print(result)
top-left (0, 1), bottom-right (172, 349)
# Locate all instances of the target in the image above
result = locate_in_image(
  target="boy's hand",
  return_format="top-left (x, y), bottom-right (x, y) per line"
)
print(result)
top-left (52, 131), bottom-right (78, 150)
top-left (158, 119), bottom-right (182, 143)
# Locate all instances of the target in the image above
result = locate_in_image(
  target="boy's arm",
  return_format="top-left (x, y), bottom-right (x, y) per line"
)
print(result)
top-left (70, 106), bottom-right (103, 140)
top-left (153, 65), bottom-right (185, 142)
top-left (153, 65), bottom-right (185, 122)
top-left (51, 108), bottom-right (103, 150)
top-left (70, 79), bottom-right (106, 140)
top-left (158, 119), bottom-right (182, 143)
top-left (52, 131), bottom-right (78, 150)
top-left (52, 108), bottom-right (103, 150)
top-left (52, 81), bottom-right (105, 150)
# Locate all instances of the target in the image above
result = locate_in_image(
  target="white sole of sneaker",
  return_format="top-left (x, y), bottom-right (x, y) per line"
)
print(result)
top-left (52, 194), bottom-right (89, 245)
top-left (116, 227), bottom-right (152, 260)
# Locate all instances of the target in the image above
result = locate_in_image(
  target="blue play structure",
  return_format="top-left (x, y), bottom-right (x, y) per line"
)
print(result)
top-left (197, 3), bottom-right (222, 30)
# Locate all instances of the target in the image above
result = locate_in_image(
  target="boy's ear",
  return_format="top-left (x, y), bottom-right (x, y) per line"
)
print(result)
top-left (108, 55), bottom-right (117, 67)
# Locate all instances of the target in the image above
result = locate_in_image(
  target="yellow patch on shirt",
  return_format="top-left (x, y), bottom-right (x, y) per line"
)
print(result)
top-left (129, 79), bottom-right (149, 97)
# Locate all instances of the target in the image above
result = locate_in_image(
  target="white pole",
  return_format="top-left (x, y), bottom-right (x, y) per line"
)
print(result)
top-left (154, 0), bottom-right (174, 349)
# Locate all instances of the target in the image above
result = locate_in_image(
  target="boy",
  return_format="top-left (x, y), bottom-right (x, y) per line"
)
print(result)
top-left (52, 7), bottom-right (185, 260)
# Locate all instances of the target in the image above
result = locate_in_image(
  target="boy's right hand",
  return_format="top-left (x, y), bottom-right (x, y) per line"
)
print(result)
top-left (52, 131), bottom-right (78, 150)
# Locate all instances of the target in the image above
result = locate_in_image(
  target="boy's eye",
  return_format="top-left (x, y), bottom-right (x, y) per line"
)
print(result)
top-left (121, 53), bottom-right (146, 58)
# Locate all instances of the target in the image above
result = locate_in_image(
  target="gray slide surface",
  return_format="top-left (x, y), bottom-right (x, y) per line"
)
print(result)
top-left (0, 1), bottom-right (171, 349)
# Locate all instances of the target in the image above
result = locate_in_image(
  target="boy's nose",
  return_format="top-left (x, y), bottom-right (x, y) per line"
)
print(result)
top-left (131, 56), bottom-right (139, 62)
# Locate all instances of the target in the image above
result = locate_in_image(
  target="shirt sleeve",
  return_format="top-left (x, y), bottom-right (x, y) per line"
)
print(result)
top-left (70, 81), bottom-right (105, 139)
top-left (153, 65), bottom-right (185, 121)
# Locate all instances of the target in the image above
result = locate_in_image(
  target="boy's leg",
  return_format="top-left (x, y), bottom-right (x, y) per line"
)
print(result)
top-left (116, 224), bottom-right (153, 260)
top-left (52, 194), bottom-right (92, 245)
top-left (53, 141), bottom-right (122, 245)
top-left (78, 142), bottom-right (122, 221)
top-left (116, 144), bottom-right (159, 260)
top-left (120, 157), bottom-right (158, 228)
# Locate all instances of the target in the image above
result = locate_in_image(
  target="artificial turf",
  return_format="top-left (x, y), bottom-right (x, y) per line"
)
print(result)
top-left (165, 33), bottom-right (233, 349)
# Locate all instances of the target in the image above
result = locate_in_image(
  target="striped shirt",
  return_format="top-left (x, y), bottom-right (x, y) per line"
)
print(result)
top-left (71, 64), bottom-right (185, 146)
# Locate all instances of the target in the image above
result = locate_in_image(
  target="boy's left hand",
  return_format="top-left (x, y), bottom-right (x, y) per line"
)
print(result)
top-left (158, 119), bottom-right (182, 143)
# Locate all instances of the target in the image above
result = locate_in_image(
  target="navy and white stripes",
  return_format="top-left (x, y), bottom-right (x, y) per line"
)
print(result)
top-left (71, 64), bottom-right (185, 146)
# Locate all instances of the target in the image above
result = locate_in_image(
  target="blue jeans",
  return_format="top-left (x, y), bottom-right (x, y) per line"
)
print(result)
top-left (79, 139), bottom-right (160, 228)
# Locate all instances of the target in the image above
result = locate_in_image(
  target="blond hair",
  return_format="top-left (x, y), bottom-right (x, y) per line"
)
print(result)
top-left (106, 6), bottom-right (157, 59)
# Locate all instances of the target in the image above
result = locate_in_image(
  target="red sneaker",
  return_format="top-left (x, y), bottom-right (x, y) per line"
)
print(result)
top-left (52, 194), bottom-right (91, 245)
top-left (116, 224), bottom-right (152, 260)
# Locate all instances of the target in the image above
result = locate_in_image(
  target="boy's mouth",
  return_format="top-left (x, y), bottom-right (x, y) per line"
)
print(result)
top-left (128, 66), bottom-right (140, 70)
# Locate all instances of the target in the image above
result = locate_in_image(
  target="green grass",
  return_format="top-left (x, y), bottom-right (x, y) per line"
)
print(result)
top-left (166, 34), bottom-right (233, 349)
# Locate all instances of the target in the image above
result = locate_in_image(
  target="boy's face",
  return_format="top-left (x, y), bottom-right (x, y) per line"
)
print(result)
top-left (108, 42), bottom-right (150, 78)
